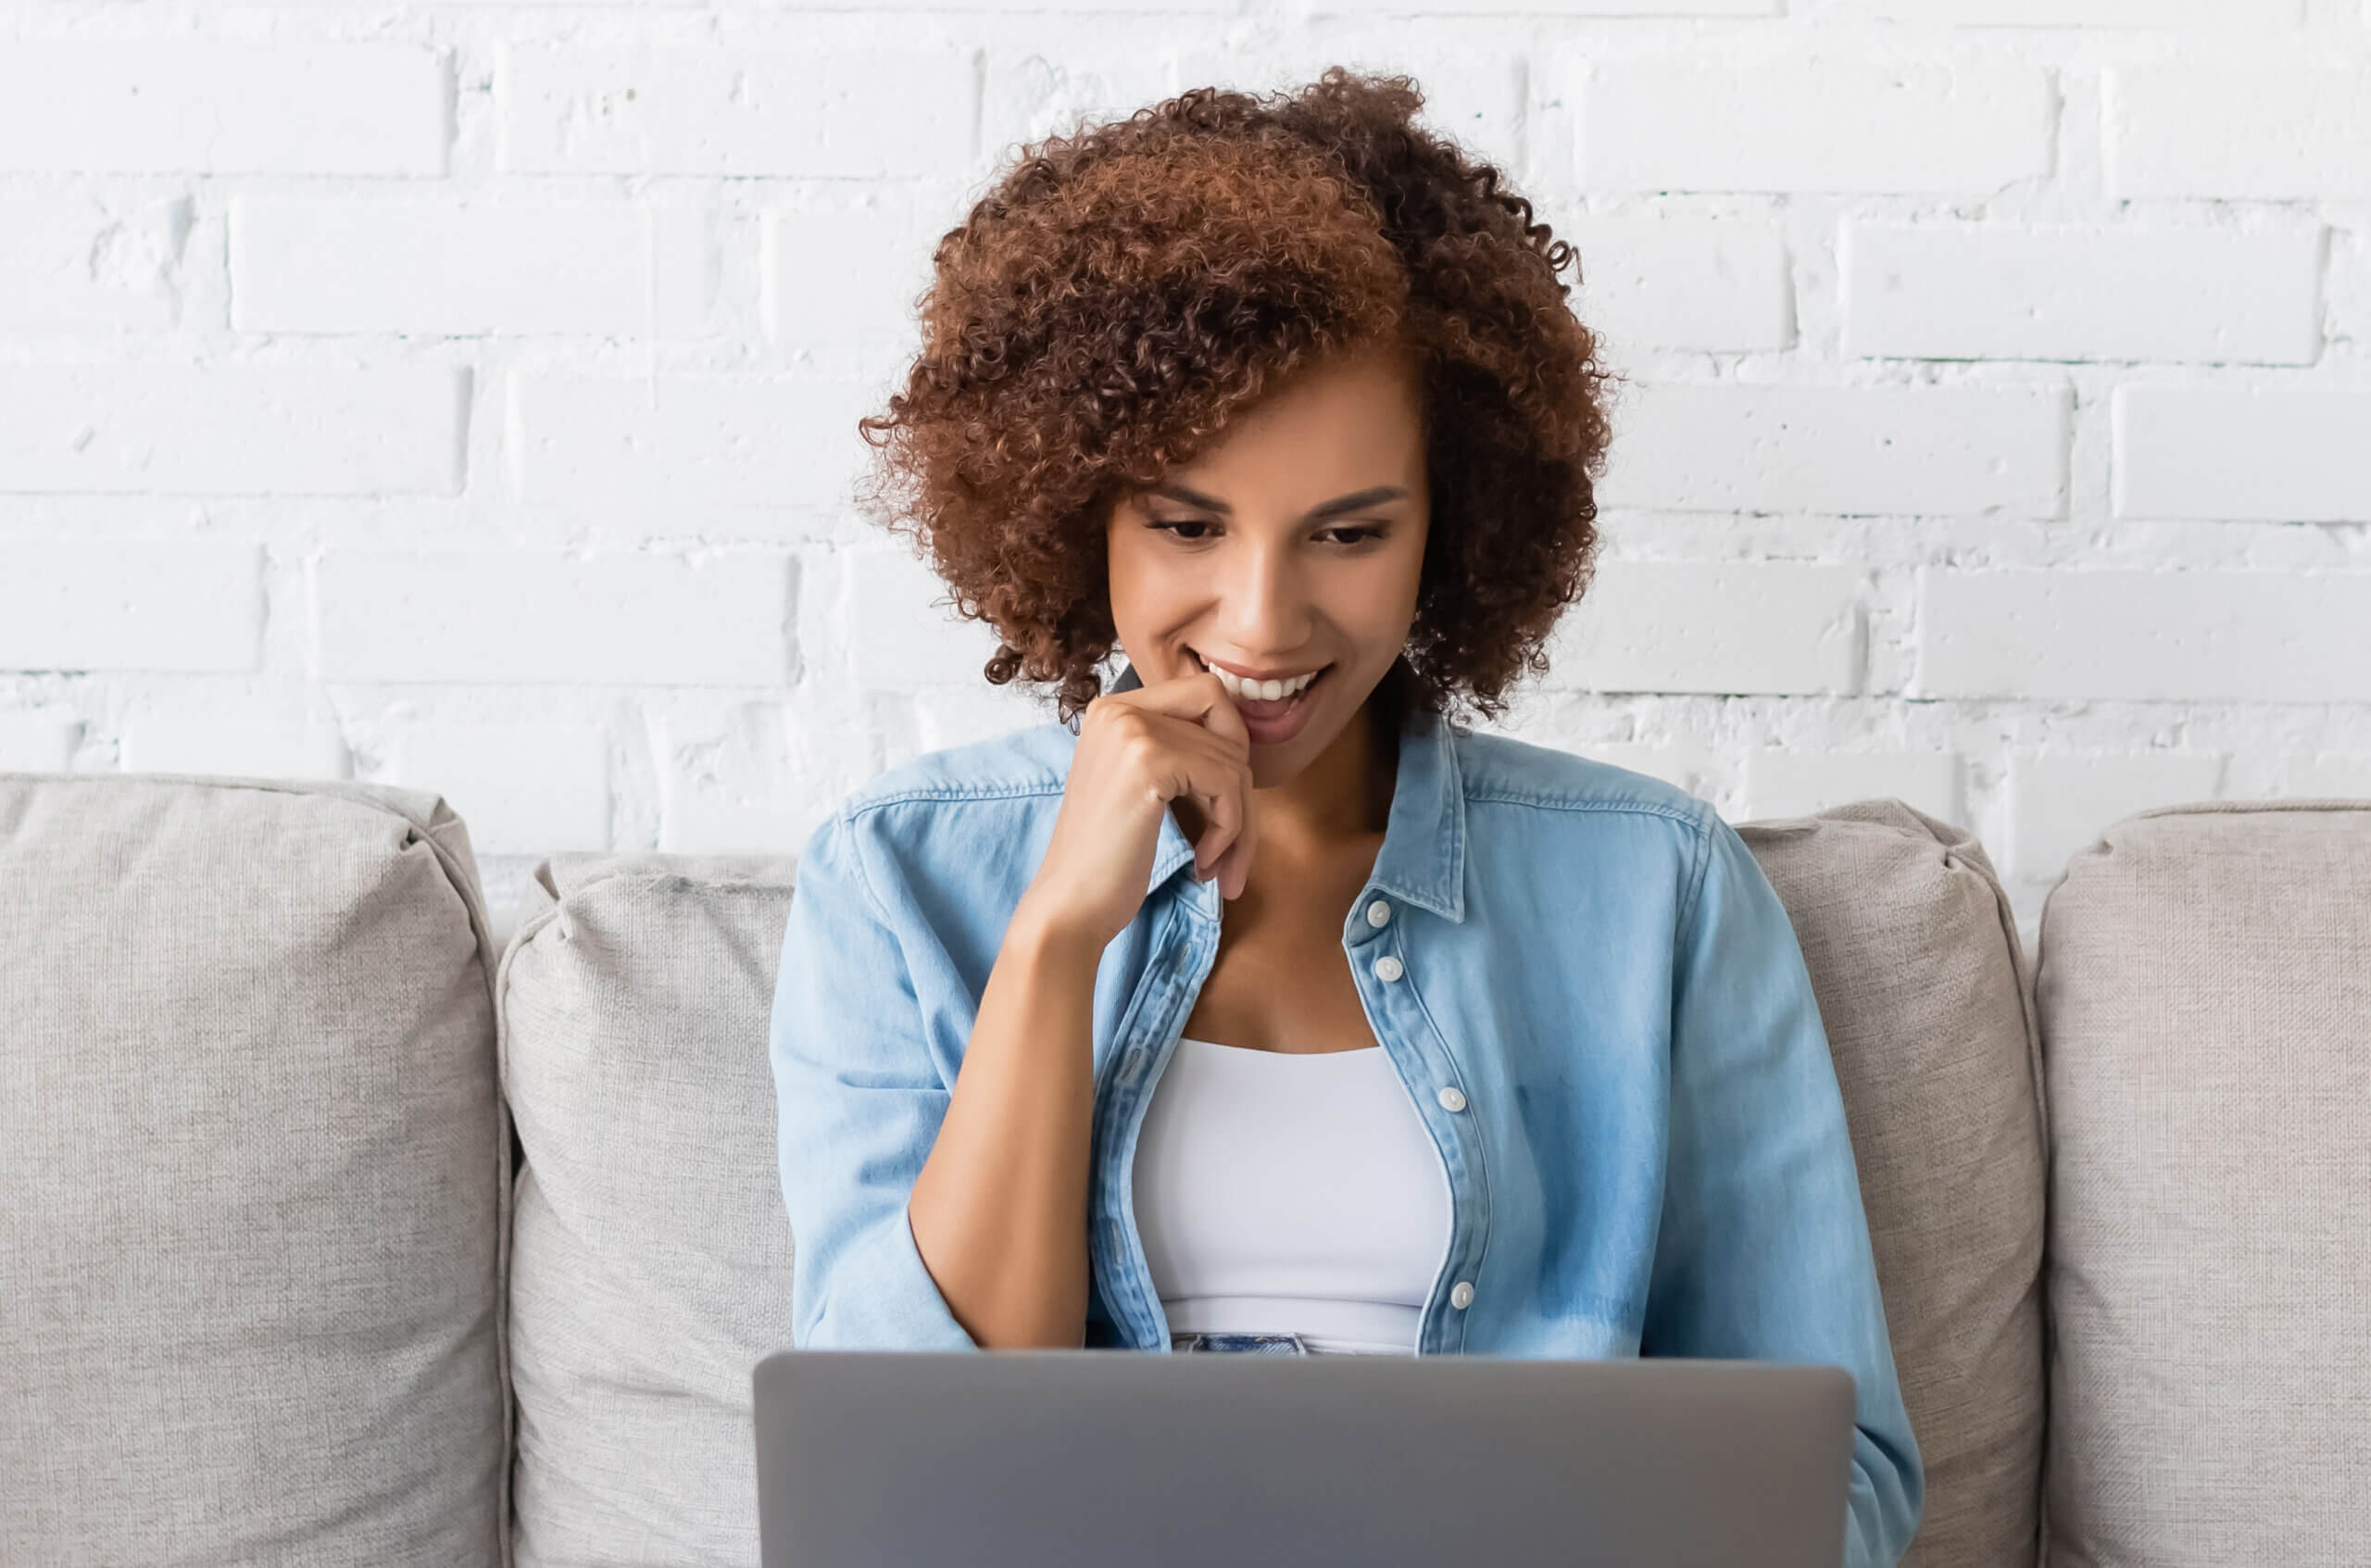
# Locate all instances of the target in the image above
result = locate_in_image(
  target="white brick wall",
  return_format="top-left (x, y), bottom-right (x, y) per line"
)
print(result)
top-left (1840, 220), bottom-right (2325, 364)
top-left (2108, 60), bottom-right (2371, 200)
top-left (1580, 55), bottom-right (2056, 194)
top-left (2114, 387), bottom-right (2371, 521)
top-left (4, 2), bottom-right (2367, 950)
top-left (1599, 383), bottom-right (2070, 516)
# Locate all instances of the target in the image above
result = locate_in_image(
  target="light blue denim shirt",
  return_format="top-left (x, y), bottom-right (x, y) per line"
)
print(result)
top-left (769, 671), bottom-right (1924, 1568)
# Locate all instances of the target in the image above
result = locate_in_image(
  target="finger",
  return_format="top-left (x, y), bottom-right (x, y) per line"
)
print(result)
top-left (1238, 761), bottom-right (1260, 897)
top-left (1181, 745), bottom-right (1250, 897)
top-left (1188, 672), bottom-right (1253, 757)
top-left (1213, 759), bottom-right (1258, 899)
top-left (1139, 738), bottom-right (1236, 863)
top-left (1163, 704), bottom-right (1255, 897)
top-left (1190, 760), bottom-right (1242, 879)
top-left (1118, 669), bottom-right (1252, 757)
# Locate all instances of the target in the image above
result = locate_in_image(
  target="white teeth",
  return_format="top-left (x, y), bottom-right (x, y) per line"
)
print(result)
top-left (1194, 654), bottom-right (1321, 702)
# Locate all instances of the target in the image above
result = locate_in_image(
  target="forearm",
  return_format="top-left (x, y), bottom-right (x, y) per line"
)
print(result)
top-left (907, 897), bottom-right (1102, 1348)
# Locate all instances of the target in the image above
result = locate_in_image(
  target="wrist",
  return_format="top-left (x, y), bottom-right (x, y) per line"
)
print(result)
top-left (1005, 894), bottom-right (1107, 969)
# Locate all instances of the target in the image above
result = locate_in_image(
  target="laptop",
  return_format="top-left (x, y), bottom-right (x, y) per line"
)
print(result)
top-left (754, 1348), bottom-right (1858, 1567)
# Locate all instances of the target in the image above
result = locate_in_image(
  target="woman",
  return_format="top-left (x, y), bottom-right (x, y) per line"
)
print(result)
top-left (769, 69), bottom-right (1921, 1566)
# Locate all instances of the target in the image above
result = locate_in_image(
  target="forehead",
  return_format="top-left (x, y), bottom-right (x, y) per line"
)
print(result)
top-left (1171, 345), bottom-right (1425, 486)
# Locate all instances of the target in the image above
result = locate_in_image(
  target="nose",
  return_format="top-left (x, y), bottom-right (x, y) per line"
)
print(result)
top-left (1214, 536), bottom-right (1311, 657)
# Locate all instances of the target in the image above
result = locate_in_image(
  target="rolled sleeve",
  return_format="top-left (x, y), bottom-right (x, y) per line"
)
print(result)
top-left (1642, 809), bottom-right (1924, 1568)
top-left (769, 806), bottom-right (978, 1352)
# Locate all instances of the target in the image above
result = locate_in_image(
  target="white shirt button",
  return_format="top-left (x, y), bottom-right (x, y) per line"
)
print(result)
top-left (1436, 1085), bottom-right (1466, 1112)
top-left (1366, 898), bottom-right (1392, 928)
top-left (1373, 954), bottom-right (1403, 983)
top-left (1449, 1281), bottom-right (1475, 1310)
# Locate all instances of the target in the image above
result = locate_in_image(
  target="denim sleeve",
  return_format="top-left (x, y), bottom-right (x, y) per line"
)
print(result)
top-left (1642, 809), bottom-right (1924, 1568)
top-left (769, 805), bottom-right (979, 1351)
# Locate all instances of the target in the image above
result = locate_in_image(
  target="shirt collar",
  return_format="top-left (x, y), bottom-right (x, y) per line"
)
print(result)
top-left (1086, 659), bottom-right (1466, 923)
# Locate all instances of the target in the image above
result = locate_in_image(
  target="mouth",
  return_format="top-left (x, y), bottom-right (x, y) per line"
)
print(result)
top-left (1186, 648), bottom-right (1334, 732)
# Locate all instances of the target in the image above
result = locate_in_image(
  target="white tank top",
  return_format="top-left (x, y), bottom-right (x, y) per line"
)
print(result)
top-left (1130, 1035), bottom-right (1453, 1355)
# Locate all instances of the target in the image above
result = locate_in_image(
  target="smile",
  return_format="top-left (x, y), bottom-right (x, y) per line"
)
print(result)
top-left (1186, 649), bottom-right (1333, 744)
top-left (1188, 649), bottom-right (1327, 702)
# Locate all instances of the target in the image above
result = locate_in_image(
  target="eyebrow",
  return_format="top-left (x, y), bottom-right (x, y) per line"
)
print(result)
top-left (1147, 482), bottom-right (1411, 522)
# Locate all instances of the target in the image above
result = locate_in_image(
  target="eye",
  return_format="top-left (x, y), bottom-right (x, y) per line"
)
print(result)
top-left (1148, 520), bottom-right (1386, 546)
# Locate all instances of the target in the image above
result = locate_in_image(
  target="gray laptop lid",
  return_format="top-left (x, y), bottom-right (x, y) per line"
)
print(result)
top-left (755, 1349), bottom-right (1858, 1568)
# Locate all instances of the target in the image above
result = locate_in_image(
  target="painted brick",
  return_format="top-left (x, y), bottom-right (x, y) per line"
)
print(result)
top-left (389, 721), bottom-right (610, 853)
top-left (1572, 739), bottom-right (1721, 800)
top-left (0, 195), bottom-right (186, 332)
top-left (313, 548), bottom-right (795, 686)
top-left (0, 712), bottom-right (83, 772)
top-left (1220, 52), bottom-right (1525, 175)
top-left (496, 44), bottom-right (976, 177)
top-left (0, 42), bottom-right (445, 175)
top-left (1365, 0), bottom-right (1775, 11)
top-left (1843, 0), bottom-right (2300, 23)
top-left (232, 198), bottom-right (650, 336)
top-left (3, 8), bottom-right (2366, 933)
top-left (1917, 568), bottom-right (2371, 704)
top-left (831, 546), bottom-right (1010, 688)
top-left (0, 541), bottom-right (261, 672)
top-left (1743, 746), bottom-right (1963, 823)
top-left (1842, 220), bottom-right (2323, 365)
top-left (980, 51), bottom-right (1179, 169)
top-left (1599, 383), bottom-right (2069, 516)
top-left (654, 701), bottom-right (814, 856)
top-left (1564, 216), bottom-right (1792, 355)
top-left (2109, 63), bottom-right (2371, 199)
top-left (763, 202), bottom-right (938, 350)
top-left (2007, 750), bottom-right (2226, 883)
top-left (897, 683), bottom-right (1063, 757)
top-left (507, 373), bottom-right (877, 510)
top-left (121, 714), bottom-right (348, 780)
top-left (2282, 753), bottom-right (2371, 798)
top-left (1584, 57), bottom-right (2054, 193)
top-left (2114, 387), bottom-right (2371, 523)
top-left (1549, 558), bottom-right (1863, 696)
top-left (0, 365), bottom-right (468, 496)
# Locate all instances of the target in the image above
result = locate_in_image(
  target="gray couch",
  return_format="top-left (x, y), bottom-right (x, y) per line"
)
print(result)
top-left (2, 770), bottom-right (2365, 1567)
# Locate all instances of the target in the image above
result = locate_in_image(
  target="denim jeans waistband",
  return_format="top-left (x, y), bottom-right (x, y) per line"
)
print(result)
top-left (1169, 1332), bottom-right (1311, 1355)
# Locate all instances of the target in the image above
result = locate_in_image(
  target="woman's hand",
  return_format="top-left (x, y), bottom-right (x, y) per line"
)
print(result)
top-left (1015, 665), bottom-right (1259, 950)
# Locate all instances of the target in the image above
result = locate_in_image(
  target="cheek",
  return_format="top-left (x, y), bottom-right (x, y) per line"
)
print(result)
top-left (1335, 554), bottom-right (1424, 630)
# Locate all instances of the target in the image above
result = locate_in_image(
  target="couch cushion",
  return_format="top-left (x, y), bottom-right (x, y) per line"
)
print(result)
top-left (1742, 798), bottom-right (2048, 1568)
top-left (0, 773), bottom-right (508, 1566)
top-left (498, 854), bottom-right (797, 1568)
top-left (2036, 798), bottom-right (2370, 1568)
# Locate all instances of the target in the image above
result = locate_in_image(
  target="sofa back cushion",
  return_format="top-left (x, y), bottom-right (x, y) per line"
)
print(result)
top-left (1743, 799), bottom-right (2049, 1568)
top-left (0, 774), bottom-right (508, 1567)
top-left (498, 854), bottom-right (797, 1568)
top-left (2036, 798), bottom-right (2370, 1568)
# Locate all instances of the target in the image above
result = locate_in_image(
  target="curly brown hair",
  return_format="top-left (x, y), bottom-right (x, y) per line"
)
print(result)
top-left (855, 66), bottom-right (1614, 728)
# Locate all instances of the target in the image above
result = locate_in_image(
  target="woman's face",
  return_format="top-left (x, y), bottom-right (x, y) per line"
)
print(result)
top-left (1105, 343), bottom-right (1431, 787)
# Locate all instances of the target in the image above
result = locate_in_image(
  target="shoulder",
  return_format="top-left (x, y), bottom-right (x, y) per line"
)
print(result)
top-left (837, 721), bottom-right (1074, 822)
top-left (1450, 725), bottom-right (1712, 834)
top-left (1449, 728), bottom-right (1717, 918)
top-left (813, 722), bottom-right (1073, 904)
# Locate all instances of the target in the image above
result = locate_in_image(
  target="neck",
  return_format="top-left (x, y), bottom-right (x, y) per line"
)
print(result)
top-left (1248, 678), bottom-right (1401, 862)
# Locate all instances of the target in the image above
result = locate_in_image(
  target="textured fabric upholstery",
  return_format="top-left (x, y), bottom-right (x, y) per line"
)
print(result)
top-left (498, 854), bottom-right (797, 1568)
top-left (0, 773), bottom-right (509, 1567)
top-left (1742, 798), bottom-right (2049, 1568)
top-left (2036, 799), bottom-right (2371, 1568)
